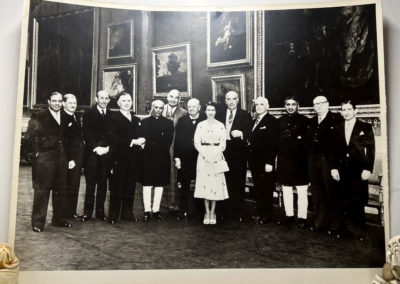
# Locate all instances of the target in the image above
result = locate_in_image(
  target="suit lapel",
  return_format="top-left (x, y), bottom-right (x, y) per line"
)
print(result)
top-left (46, 109), bottom-right (61, 128)
top-left (349, 120), bottom-right (362, 145)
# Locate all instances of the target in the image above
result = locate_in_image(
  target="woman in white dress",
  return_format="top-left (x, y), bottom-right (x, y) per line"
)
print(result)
top-left (194, 102), bottom-right (229, 225)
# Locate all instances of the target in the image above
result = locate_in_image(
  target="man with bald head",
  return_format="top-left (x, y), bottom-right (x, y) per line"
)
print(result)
top-left (162, 89), bottom-right (187, 213)
top-left (247, 96), bottom-right (279, 224)
top-left (216, 90), bottom-right (251, 222)
top-left (174, 98), bottom-right (205, 220)
top-left (81, 90), bottom-right (113, 222)
top-left (140, 100), bottom-right (174, 221)
top-left (307, 95), bottom-right (342, 235)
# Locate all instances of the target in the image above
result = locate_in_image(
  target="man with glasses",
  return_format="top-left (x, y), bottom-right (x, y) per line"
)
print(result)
top-left (307, 95), bottom-right (342, 236)
top-left (81, 90), bottom-right (113, 222)
top-left (276, 96), bottom-right (310, 229)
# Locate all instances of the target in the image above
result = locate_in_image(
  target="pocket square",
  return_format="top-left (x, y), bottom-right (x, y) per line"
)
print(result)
top-left (297, 136), bottom-right (302, 139)
top-left (68, 122), bottom-right (72, 127)
top-left (359, 131), bottom-right (365, 136)
top-left (260, 126), bottom-right (266, 129)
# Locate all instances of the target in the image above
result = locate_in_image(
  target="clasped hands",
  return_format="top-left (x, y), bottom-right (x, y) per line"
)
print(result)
top-left (231, 130), bottom-right (243, 139)
top-left (331, 169), bottom-right (371, 181)
top-left (93, 146), bottom-right (109, 156)
top-left (130, 137), bottom-right (146, 149)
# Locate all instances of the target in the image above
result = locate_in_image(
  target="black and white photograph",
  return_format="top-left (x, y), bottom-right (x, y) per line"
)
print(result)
top-left (4, 0), bottom-right (393, 283)
top-left (107, 20), bottom-right (134, 59)
top-left (152, 42), bottom-right (191, 97)
top-left (102, 64), bottom-right (137, 111)
top-left (207, 11), bottom-right (252, 68)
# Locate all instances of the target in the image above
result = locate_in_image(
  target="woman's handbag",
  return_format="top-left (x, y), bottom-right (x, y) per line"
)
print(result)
top-left (214, 155), bottom-right (229, 174)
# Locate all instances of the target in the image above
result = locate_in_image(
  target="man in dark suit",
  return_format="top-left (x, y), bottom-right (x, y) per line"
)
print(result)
top-left (174, 98), bottom-right (205, 220)
top-left (24, 91), bottom-right (71, 232)
top-left (247, 96), bottom-right (279, 224)
top-left (140, 100), bottom-right (174, 221)
top-left (276, 97), bottom-right (310, 229)
top-left (330, 100), bottom-right (375, 241)
top-left (216, 90), bottom-right (251, 222)
top-left (81, 90), bottom-right (113, 222)
top-left (307, 95), bottom-right (342, 234)
top-left (62, 94), bottom-right (84, 220)
top-left (108, 93), bottom-right (144, 224)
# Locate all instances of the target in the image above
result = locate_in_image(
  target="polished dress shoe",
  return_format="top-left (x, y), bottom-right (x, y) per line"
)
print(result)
top-left (309, 225), bottom-right (323, 232)
top-left (96, 215), bottom-right (108, 222)
top-left (142, 212), bottom-right (151, 222)
top-left (153, 211), bottom-right (163, 221)
top-left (176, 211), bottom-right (188, 221)
top-left (108, 219), bottom-right (117, 225)
top-left (32, 226), bottom-right (43, 233)
top-left (297, 218), bottom-right (307, 229)
top-left (122, 216), bottom-right (139, 222)
top-left (80, 215), bottom-right (91, 222)
top-left (258, 217), bottom-right (271, 225)
top-left (277, 216), bottom-right (295, 225)
top-left (327, 230), bottom-right (341, 239)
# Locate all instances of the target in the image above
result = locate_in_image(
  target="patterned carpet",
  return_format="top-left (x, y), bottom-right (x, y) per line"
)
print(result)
top-left (13, 165), bottom-right (385, 270)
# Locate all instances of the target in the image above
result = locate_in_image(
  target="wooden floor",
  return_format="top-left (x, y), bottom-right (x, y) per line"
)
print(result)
top-left (13, 165), bottom-right (385, 270)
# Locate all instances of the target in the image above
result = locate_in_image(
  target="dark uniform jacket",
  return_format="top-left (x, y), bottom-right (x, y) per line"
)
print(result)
top-left (63, 111), bottom-right (84, 162)
top-left (247, 113), bottom-right (279, 174)
top-left (277, 112), bottom-right (310, 185)
top-left (173, 113), bottom-right (205, 180)
top-left (140, 115), bottom-right (174, 186)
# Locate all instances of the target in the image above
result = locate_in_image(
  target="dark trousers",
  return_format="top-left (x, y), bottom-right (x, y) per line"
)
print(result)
top-left (83, 152), bottom-right (109, 218)
top-left (222, 143), bottom-right (247, 218)
top-left (338, 162), bottom-right (368, 237)
top-left (66, 150), bottom-right (83, 218)
top-left (308, 154), bottom-right (340, 230)
top-left (109, 158), bottom-right (138, 220)
top-left (178, 173), bottom-right (202, 216)
top-left (31, 149), bottom-right (68, 229)
top-left (249, 167), bottom-right (275, 219)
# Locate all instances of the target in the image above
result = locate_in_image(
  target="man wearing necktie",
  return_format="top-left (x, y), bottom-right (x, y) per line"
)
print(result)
top-left (62, 94), bottom-right (84, 220)
top-left (24, 91), bottom-right (71, 232)
top-left (173, 98), bottom-right (205, 220)
top-left (307, 95), bottom-right (342, 235)
top-left (330, 100), bottom-right (375, 241)
top-left (81, 90), bottom-right (113, 222)
top-left (162, 89), bottom-right (187, 214)
top-left (216, 91), bottom-right (251, 222)
top-left (108, 93), bottom-right (145, 224)
top-left (247, 96), bottom-right (279, 224)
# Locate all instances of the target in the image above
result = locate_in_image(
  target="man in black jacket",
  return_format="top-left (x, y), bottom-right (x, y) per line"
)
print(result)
top-left (247, 96), bottom-right (279, 224)
top-left (174, 98), bottom-right (205, 220)
top-left (216, 91), bottom-right (251, 222)
top-left (307, 95), bottom-right (342, 234)
top-left (330, 100), bottom-right (375, 241)
top-left (81, 90), bottom-right (113, 222)
top-left (108, 93), bottom-right (144, 224)
top-left (24, 91), bottom-right (71, 232)
top-left (62, 94), bottom-right (84, 220)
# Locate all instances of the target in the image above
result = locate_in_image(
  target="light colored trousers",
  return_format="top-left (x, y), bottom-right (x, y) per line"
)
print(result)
top-left (143, 186), bottom-right (164, 212)
top-left (282, 185), bottom-right (308, 219)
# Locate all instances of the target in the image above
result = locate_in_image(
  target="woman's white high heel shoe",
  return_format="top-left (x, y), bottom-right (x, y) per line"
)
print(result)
top-left (203, 213), bottom-right (210, 225)
top-left (210, 213), bottom-right (217, 225)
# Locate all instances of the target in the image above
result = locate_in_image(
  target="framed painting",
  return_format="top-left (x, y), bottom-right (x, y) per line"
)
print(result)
top-left (107, 20), bottom-right (134, 59)
top-left (152, 42), bottom-right (191, 98)
top-left (102, 64), bottom-right (137, 111)
top-left (207, 11), bottom-right (252, 68)
top-left (211, 73), bottom-right (246, 109)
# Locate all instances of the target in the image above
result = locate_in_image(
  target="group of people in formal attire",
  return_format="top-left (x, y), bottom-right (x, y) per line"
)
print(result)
top-left (24, 88), bottom-right (375, 242)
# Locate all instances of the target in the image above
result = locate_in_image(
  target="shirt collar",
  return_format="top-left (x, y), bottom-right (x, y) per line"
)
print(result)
top-left (64, 109), bottom-right (74, 116)
top-left (97, 105), bottom-right (106, 114)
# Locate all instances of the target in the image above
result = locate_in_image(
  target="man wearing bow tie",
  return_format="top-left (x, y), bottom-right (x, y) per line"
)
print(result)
top-left (330, 100), bottom-right (375, 241)
top-left (62, 93), bottom-right (84, 220)
top-left (24, 91), bottom-right (71, 232)
top-left (108, 93), bottom-right (144, 224)
top-left (81, 90), bottom-right (113, 222)
top-left (307, 95), bottom-right (342, 235)
top-left (162, 89), bottom-right (187, 213)
top-left (247, 96), bottom-right (279, 224)
top-left (174, 98), bottom-right (205, 220)
top-left (216, 91), bottom-right (251, 222)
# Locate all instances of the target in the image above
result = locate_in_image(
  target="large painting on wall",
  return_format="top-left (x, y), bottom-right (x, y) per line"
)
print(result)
top-left (211, 73), bottom-right (246, 109)
top-left (152, 42), bottom-right (191, 97)
top-left (207, 11), bottom-right (252, 68)
top-left (102, 64), bottom-right (137, 111)
top-left (33, 8), bottom-right (96, 107)
top-left (107, 20), bottom-right (134, 59)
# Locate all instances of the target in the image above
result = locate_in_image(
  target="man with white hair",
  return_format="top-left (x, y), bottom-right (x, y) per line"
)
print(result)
top-left (247, 96), bottom-right (279, 224)
top-left (141, 100), bottom-right (174, 221)
top-left (216, 90), bottom-right (251, 222)
top-left (162, 89), bottom-right (187, 213)
top-left (174, 98), bottom-right (205, 220)
top-left (307, 95), bottom-right (342, 236)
